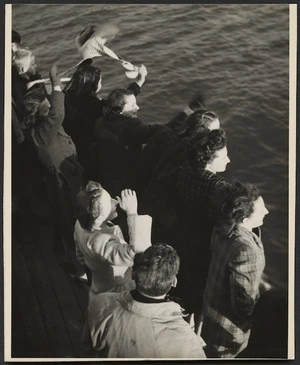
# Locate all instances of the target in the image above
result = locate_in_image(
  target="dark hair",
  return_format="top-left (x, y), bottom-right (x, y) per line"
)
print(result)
top-left (179, 109), bottom-right (219, 138)
top-left (22, 83), bottom-right (48, 129)
top-left (189, 128), bottom-right (227, 169)
top-left (76, 181), bottom-right (106, 231)
top-left (133, 243), bottom-right (180, 297)
top-left (104, 88), bottom-right (134, 119)
top-left (12, 30), bottom-right (21, 44)
top-left (217, 181), bottom-right (261, 237)
top-left (65, 63), bottom-right (101, 97)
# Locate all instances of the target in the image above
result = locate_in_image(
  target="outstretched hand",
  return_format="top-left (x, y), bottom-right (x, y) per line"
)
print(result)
top-left (116, 189), bottom-right (138, 215)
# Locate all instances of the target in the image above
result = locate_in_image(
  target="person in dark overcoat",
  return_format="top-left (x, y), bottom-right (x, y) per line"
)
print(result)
top-left (174, 129), bottom-right (232, 320)
top-left (22, 63), bottom-right (86, 279)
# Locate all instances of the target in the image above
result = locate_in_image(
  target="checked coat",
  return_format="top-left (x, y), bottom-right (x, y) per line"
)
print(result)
top-left (201, 225), bottom-right (265, 358)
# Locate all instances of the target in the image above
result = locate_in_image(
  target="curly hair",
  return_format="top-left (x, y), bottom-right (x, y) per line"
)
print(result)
top-left (189, 128), bottom-right (227, 169)
top-left (180, 109), bottom-right (219, 138)
top-left (76, 181), bottom-right (109, 231)
top-left (65, 63), bottom-right (101, 97)
top-left (103, 88), bottom-right (134, 119)
top-left (133, 243), bottom-right (180, 297)
top-left (22, 83), bottom-right (48, 129)
top-left (217, 181), bottom-right (261, 237)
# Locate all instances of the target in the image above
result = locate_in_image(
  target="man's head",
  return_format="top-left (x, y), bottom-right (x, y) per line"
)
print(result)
top-left (132, 244), bottom-right (180, 297)
top-left (12, 48), bottom-right (37, 76)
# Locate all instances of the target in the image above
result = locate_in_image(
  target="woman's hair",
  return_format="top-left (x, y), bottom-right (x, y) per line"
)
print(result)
top-left (179, 109), bottom-right (219, 138)
top-left (22, 83), bottom-right (48, 129)
top-left (12, 30), bottom-right (21, 45)
top-left (103, 88), bottom-right (134, 118)
top-left (133, 243), bottom-right (180, 297)
top-left (76, 180), bottom-right (108, 231)
top-left (189, 128), bottom-right (227, 169)
top-left (217, 181), bottom-right (261, 237)
top-left (65, 63), bottom-right (101, 97)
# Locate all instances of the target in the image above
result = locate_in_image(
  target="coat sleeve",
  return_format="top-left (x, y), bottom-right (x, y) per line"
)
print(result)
top-left (127, 214), bottom-right (152, 253)
top-left (91, 215), bottom-right (152, 266)
top-left (127, 82), bottom-right (141, 97)
top-left (34, 90), bottom-right (65, 146)
top-left (165, 111), bottom-right (188, 132)
top-left (228, 244), bottom-right (261, 320)
top-left (120, 118), bottom-right (162, 145)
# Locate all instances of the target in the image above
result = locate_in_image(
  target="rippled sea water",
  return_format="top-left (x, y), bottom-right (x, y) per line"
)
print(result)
top-left (12, 4), bottom-right (290, 290)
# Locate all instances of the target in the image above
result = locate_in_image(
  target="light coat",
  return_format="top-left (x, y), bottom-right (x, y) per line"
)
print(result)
top-left (74, 215), bottom-right (152, 296)
top-left (88, 291), bottom-right (207, 358)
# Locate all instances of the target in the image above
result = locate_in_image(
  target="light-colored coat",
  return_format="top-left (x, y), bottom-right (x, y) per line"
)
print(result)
top-left (74, 215), bottom-right (152, 295)
top-left (88, 291), bottom-right (207, 358)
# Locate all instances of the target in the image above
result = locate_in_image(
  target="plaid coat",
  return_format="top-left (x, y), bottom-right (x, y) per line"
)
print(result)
top-left (202, 225), bottom-right (265, 358)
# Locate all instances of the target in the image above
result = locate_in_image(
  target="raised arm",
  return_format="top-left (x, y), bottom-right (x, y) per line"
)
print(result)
top-left (119, 117), bottom-right (162, 145)
top-left (117, 189), bottom-right (152, 253)
top-left (88, 190), bottom-right (151, 267)
top-left (126, 65), bottom-right (147, 96)
top-left (34, 64), bottom-right (65, 146)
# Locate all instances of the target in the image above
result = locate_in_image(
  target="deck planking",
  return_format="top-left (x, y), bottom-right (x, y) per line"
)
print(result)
top-left (12, 212), bottom-right (96, 358)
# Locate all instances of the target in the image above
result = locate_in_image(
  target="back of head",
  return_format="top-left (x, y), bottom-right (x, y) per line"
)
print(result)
top-left (22, 83), bottom-right (48, 129)
top-left (76, 180), bottom-right (106, 230)
top-left (104, 88), bottom-right (134, 118)
top-left (133, 243), bottom-right (180, 297)
top-left (181, 109), bottom-right (219, 138)
top-left (12, 48), bottom-right (33, 75)
top-left (65, 63), bottom-right (101, 97)
top-left (217, 181), bottom-right (261, 236)
top-left (189, 128), bottom-right (227, 169)
top-left (12, 30), bottom-right (21, 45)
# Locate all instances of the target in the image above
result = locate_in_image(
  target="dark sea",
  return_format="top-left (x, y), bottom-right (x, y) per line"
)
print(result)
top-left (12, 4), bottom-right (290, 291)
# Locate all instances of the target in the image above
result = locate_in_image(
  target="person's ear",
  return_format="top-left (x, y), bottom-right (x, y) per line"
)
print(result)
top-left (171, 277), bottom-right (177, 288)
top-left (242, 217), bottom-right (249, 225)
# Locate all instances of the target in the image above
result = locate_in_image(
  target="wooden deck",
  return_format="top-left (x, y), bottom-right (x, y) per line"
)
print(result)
top-left (11, 192), bottom-right (96, 359)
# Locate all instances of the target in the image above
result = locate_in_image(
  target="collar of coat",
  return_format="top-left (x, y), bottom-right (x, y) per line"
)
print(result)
top-left (121, 292), bottom-right (185, 319)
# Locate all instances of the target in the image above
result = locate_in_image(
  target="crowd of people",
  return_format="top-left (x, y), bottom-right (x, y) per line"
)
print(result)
top-left (11, 28), bottom-right (278, 359)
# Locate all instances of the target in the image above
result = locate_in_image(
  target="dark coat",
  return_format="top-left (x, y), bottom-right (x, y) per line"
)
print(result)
top-left (28, 90), bottom-right (85, 193)
top-left (63, 92), bottom-right (105, 179)
top-left (27, 90), bottom-right (85, 269)
top-left (94, 83), bottom-right (162, 195)
top-left (173, 162), bottom-right (232, 314)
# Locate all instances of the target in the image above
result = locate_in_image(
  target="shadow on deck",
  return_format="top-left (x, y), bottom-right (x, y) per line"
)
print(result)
top-left (11, 193), bottom-right (96, 359)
